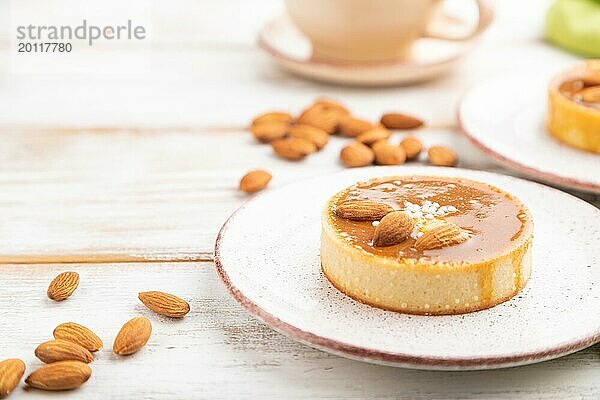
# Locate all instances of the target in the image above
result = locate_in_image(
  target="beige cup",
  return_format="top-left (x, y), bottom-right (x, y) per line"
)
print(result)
top-left (284, 0), bottom-right (493, 62)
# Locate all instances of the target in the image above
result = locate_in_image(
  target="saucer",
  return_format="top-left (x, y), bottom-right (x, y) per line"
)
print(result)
top-left (258, 16), bottom-right (486, 86)
top-left (215, 166), bottom-right (600, 370)
top-left (458, 74), bottom-right (600, 193)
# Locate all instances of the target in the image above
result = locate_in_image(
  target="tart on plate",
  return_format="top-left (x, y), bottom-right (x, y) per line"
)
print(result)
top-left (321, 176), bottom-right (533, 315)
top-left (547, 60), bottom-right (600, 154)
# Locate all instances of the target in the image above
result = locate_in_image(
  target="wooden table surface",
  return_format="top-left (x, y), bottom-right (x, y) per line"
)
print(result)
top-left (0, 0), bottom-right (598, 398)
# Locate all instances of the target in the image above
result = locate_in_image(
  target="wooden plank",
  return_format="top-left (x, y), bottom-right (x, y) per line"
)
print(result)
top-left (0, 126), bottom-right (525, 263)
top-left (0, 261), bottom-right (597, 399)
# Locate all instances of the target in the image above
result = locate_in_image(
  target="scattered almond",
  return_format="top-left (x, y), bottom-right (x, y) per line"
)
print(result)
top-left (312, 98), bottom-right (350, 115)
top-left (289, 124), bottom-right (329, 149)
top-left (334, 200), bottom-right (394, 221)
top-left (113, 317), bottom-right (152, 356)
top-left (380, 113), bottom-right (424, 129)
top-left (340, 141), bottom-right (375, 167)
top-left (400, 136), bottom-right (423, 160)
top-left (371, 139), bottom-right (389, 149)
top-left (25, 361), bottom-right (91, 391)
top-left (251, 111), bottom-right (293, 126)
top-left (373, 211), bottom-right (415, 247)
top-left (0, 358), bottom-right (25, 399)
top-left (138, 291), bottom-right (190, 318)
top-left (271, 137), bottom-right (317, 160)
top-left (356, 126), bottom-right (391, 146)
top-left (239, 170), bottom-right (272, 193)
top-left (53, 322), bottom-right (103, 353)
top-left (250, 121), bottom-right (289, 143)
top-left (35, 340), bottom-right (93, 364)
top-left (414, 222), bottom-right (469, 250)
top-left (297, 105), bottom-right (341, 134)
top-left (428, 146), bottom-right (458, 167)
top-left (373, 143), bottom-right (406, 165)
top-left (579, 86), bottom-right (600, 103)
top-left (337, 116), bottom-right (375, 138)
top-left (47, 272), bottom-right (79, 302)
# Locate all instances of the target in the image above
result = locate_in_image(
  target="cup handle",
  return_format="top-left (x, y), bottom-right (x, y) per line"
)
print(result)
top-left (424, 0), bottom-right (494, 41)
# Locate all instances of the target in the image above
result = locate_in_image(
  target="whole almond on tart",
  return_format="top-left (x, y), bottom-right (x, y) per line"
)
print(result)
top-left (337, 116), bottom-right (375, 137)
top-left (373, 211), bottom-right (415, 247)
top-left (340, 141), bottom-right (375, 167)
top-left (428, 146), bottom-right (458, 167)
top-left (138, 291), bottom-right (190, 318)
top-left (373, 143), bottom-right (406, 165)
top-left (53, 322), bottom-right (103, 352)
top-left (380, 113), bottom-right (424, 129)
top-left (356, 126), bottom-right (392, 146)
top-left (414, 222), bottom-right (469, 250)
top-left (47, 272), bottom-right (79, 301)
top-left (25, 361), bottom-right (91, 391)
top-left (0, 358), bottom-right (25, 399)
top-left (250, 121), bottom-right (289, 143)
top-left (251, 111), bottom-right (293, 126)
top-left (579, 86), bottom-right (600, 103)
top-left (335, 200), bottom-right (394, 221)
top-left (289, 124), bottom-right (329, 149)
top-left (35, 340), bottom-right (93, 364)
top-left (113, 317), bottom-right (152, 356)
top-left (400, 136), bottom-right (423, 160)
top-left (271, 137), bottom-right (317, 161)
top-left (239, 170), bottom-right (272, 193)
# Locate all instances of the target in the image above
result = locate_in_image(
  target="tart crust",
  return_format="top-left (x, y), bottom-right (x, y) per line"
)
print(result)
top-left (320, 176), bottom-right (533, 315)
top-left (547, 60), bottom-right (600, 154)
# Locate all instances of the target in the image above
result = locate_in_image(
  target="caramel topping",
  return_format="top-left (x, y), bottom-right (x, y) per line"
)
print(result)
top-left (329, 176), bottom-right (531, 264)
top-left (559, 78), bottom-right (600, 110)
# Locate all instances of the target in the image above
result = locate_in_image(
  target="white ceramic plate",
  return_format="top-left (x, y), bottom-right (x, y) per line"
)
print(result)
top-left (215, 167), bottom-right (600, 370)
top-left (258, 16), bottom-right (482, 86)
top-left (458, 74), bottom-right (600, 193)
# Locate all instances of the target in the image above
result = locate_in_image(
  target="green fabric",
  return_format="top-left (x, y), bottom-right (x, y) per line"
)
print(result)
top-left (546, 0), bottom-right (600, 57)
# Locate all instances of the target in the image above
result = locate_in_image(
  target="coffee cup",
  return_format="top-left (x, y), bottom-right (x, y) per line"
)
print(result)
top-left (284, 0), bottom-right (493, 62)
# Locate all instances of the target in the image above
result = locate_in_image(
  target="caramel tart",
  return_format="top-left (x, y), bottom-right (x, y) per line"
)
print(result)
top-left (321, 176), bottom-right (533, 315)
top-left (548, 60), bottom-right (600, 154)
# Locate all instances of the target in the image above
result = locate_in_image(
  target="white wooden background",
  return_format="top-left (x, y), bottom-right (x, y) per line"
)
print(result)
top-left (0, 0), bottom-right (598, 398)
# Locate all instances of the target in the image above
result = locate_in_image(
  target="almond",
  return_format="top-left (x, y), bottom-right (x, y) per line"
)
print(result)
top-left (35, 340), bottom-right (93, 364)
top-left (53, 323), bottom-right (103, 353)
top-left (113, 317), bottom-right (152, 356)
top-left (239, 170), bottom-right (272, 193)
top-left (289, 124), bottom-right (329, 149)
top-left (579, 86), bottom-right (600, 103)
top-left (312, 98), bottom-right (349, 115)
top-left (337, 116), bottom-right (375, 137)
top-left (371, 139), bottom-right (389, 149)
top-left (250, 121), bottom-right (289, 143)
top-left (373, 211), bottom-right (415, 247)
top-left (251, 111), bottom-right (293, 126)
top-left (334, 200), bottom-right (394, 221)
top-left (339, 141), bottom-right (375, 167)
top-left (400, 136), bottom-right (423, 160)
top-left (47, 272), bottom-right (79, 302)
top-left (380, 113), bottom-right (424, 129)
top-left (271, 137), bottom-right (316, 161)
top-left (138, 291), bottom-right (190, 318)
top-left (0, 358), bottom-right (25, 398)
top-left (356, 126), bottom-right (391, 146)
top-left (373, 143), bottom-right (406, 165)
top-left (297, 105), bottom-right (343, 134)
top-left (414, 222), bottom-right (469, 250)
top-left (25, 361), bottom-right (91, 391)
top-left (428, 146), bottom-right (458, 167)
